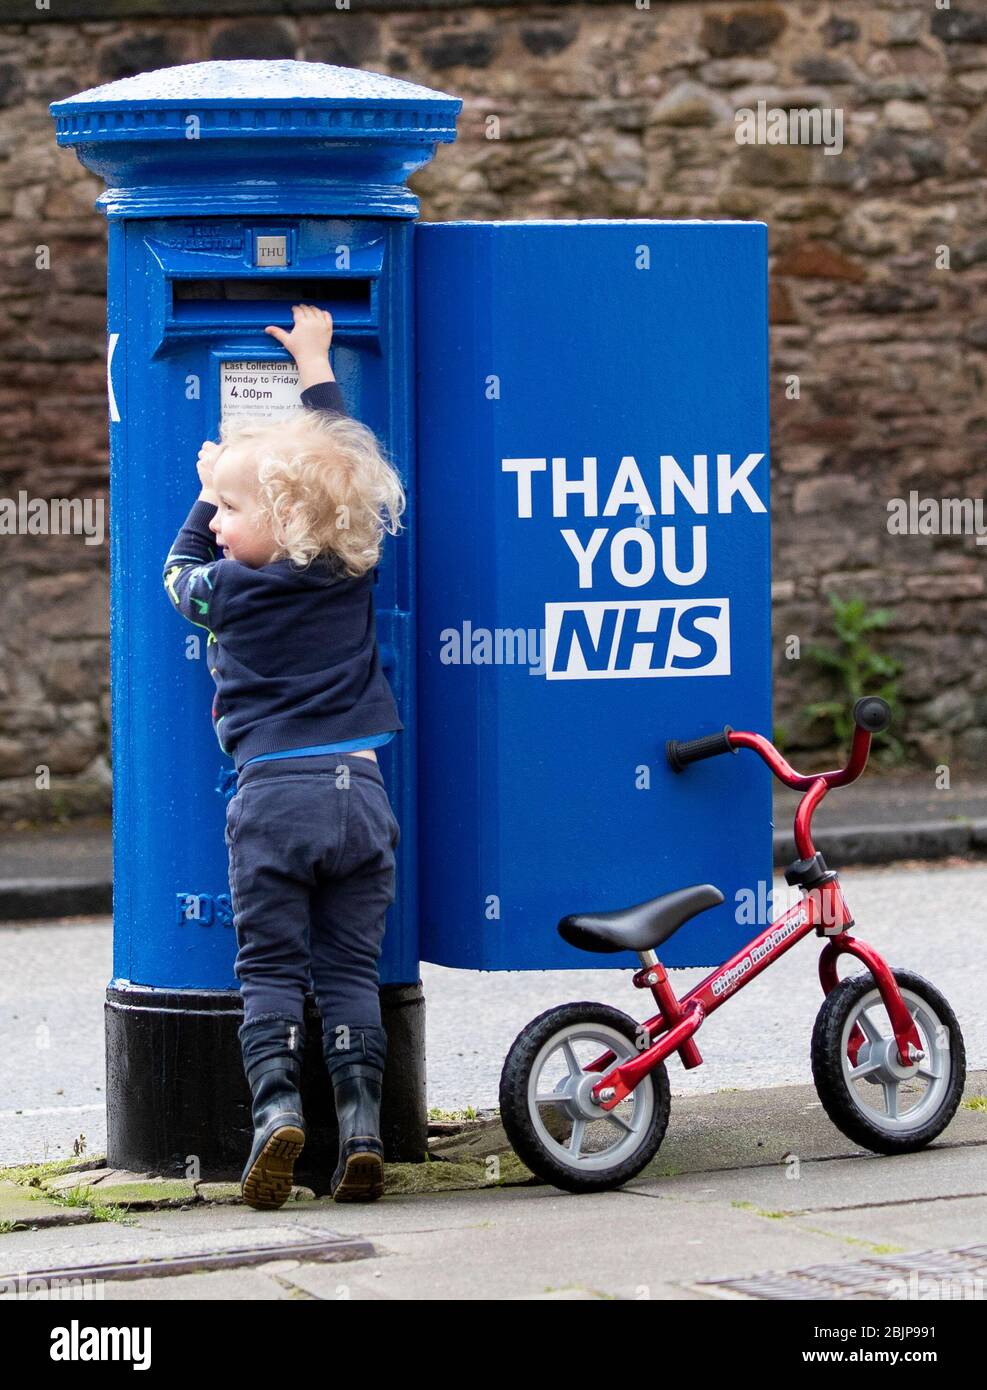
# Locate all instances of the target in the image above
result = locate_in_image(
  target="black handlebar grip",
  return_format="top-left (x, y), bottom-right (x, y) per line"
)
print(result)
top-left (853, 697), bottom-right (891, 734)
top-left (666, 726), bottom-right (736, 773)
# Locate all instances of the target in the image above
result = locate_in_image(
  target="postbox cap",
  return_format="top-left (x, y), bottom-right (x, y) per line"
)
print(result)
top-left (49, 60), bottom-right (463, 219)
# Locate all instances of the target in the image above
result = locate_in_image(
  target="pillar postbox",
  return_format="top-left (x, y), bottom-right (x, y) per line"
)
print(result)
top-left (50, 60), bottom-right (460, 1180)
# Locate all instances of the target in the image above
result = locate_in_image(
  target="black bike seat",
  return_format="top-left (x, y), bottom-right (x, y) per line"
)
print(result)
top-left (557, 883), bottom-right (724, 955)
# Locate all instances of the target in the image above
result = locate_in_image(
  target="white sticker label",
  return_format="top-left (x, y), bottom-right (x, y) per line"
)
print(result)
top-left (220, 360), bottom-right (305, 423)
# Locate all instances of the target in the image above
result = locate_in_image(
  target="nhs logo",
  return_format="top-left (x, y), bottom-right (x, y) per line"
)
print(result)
top-left (544, 598), bottom-right (730, 680)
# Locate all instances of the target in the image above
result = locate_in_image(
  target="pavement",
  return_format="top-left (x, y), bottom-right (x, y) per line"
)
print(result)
top-left (1, 776), bottom-right (984, 1300)
top-left (1, 1073), bottom-right (984, 1300)
top-left (1, 772), bottom-right (985, 921)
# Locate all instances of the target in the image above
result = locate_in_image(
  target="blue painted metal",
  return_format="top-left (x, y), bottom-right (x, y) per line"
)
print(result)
top-left (414, 221), bottom-right (773, 970)
top-left (50, 62), bottom-right (462, 991)
top-left (50, 60), bottom-right (460, 219)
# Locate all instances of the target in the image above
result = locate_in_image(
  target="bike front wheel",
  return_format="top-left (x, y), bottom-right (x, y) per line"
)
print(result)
top-left (498, 1001), bottom-right (671, 1194)
top-left (811, 967), bottom-right (966, 1155)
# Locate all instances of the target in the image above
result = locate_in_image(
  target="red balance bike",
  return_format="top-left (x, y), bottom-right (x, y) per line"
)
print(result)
top-left (499, 698), bottom-right (967, 1194)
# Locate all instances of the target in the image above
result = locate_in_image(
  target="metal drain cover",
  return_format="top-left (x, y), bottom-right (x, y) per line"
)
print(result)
top-left (696, 1244), bottom-right (987, 1300)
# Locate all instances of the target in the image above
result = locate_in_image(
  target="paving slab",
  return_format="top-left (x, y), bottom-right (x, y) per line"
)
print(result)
top-left (0, 1181), bottom-right (92, 1231)
top-left (635, 1141), bottom-right (987, 1214)
top-left (785, 1194), bottom-right (987, 1256)
top-left (0, 1215), bottom-right (375, 1293)
top-left (94, 1266), bottom-right (313, 1301)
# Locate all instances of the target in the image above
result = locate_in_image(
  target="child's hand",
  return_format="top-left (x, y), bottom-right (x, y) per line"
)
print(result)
top-left (264, 304), bottom-right (334, 364)
top-left (196, 440), bottom-right (224, 504)
top-left (196, 440), bottom-right (224, 490)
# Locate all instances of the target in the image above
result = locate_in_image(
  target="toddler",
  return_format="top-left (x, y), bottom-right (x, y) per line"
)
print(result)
top-left (162, 304), bottom-right (405, 1207)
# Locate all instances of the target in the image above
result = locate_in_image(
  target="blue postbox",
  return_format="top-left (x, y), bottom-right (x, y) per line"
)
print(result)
top-left (50, 60), bottom-right (771, 1175)
top-left (50, 60), bottom-right (460, 1175)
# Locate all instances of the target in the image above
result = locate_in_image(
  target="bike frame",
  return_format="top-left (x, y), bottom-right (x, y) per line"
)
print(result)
top-left (586, 723), bottom-right (926, 1111)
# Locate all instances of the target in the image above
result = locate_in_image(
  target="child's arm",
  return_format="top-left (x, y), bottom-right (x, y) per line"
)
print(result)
top-left (265, 305), bottom-right (348, 416)
top-left (162, 442), bottom-right (226, 627)
top-left (300, 377), bottom-right (348, 417)
top-left (270, 307), bottom-right (383, 582)
top-left (266, 304), bottom-right (383, 579)
top-left (268, 304), bottom-right (389, 581)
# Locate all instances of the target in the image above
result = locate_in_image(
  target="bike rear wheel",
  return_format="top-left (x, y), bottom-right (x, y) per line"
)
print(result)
top-left (499, 1001), bottom-right (671, 1194)
top-left (811, 967), bottom-right (966, 1155)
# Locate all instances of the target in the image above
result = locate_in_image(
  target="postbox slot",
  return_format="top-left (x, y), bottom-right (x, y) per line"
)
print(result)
top-left (172, 276), bottom-right (374, 324)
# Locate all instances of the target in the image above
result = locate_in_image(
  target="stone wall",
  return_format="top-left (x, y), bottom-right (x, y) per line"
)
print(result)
top-left (1, 1), bottom-right (985, 822)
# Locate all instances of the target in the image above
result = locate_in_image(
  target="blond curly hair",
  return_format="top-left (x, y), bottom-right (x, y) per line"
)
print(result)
top-left (217, 408), bottom-right (406, 577)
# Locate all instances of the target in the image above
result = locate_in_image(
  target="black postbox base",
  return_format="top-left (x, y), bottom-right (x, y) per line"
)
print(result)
top-left (105, 981), bottom-right (426, 1196)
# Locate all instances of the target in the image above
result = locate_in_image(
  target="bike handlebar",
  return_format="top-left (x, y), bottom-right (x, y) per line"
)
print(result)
top-left (852, 696), bottom-right (891, 734)
top-left (665, 726), bottom-right (737, 773)
top-left (666, 698), bottom-right (892, 790)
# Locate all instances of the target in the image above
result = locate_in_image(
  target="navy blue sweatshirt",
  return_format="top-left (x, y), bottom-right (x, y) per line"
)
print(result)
top-left (163, 379), bottom-right (403, 770)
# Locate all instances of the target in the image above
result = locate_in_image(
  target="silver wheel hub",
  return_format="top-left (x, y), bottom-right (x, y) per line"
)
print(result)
top-left (842, 985), bottom-right (950, 1133)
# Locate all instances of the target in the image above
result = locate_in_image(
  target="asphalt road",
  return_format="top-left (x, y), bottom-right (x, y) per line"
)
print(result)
top-left (2, 860), bottom-right (985, 1168)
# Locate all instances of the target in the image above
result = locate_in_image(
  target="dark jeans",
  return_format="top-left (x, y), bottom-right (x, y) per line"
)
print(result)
top-left (225, 751), bottom-right (399, 1075)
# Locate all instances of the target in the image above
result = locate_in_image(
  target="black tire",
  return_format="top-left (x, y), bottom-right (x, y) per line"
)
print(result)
top-left (498, 1001), bottom-right (671, 1194)
top-left (811, 967), bottom-right (966, 1156)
